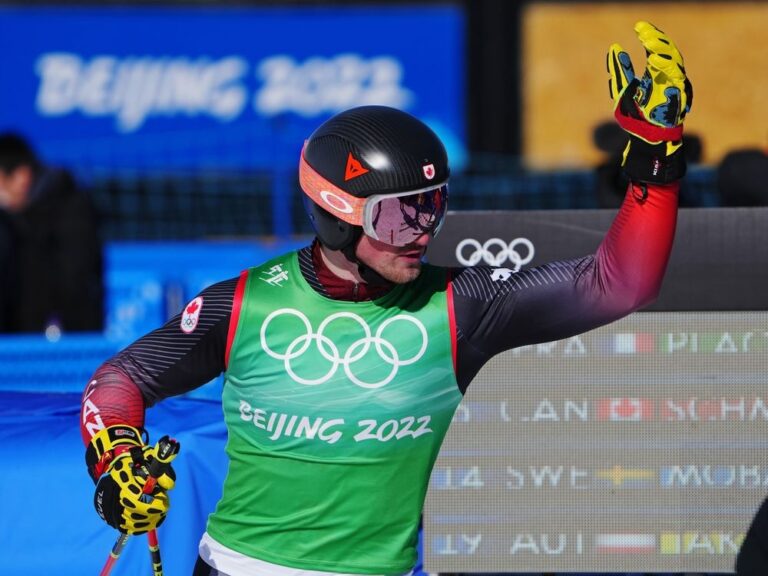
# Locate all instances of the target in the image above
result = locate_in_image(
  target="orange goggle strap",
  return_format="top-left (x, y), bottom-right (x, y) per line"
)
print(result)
top-left (299, 149), bottom-right (366, 226)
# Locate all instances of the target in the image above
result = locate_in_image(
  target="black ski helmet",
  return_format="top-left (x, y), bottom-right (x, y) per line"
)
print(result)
top-left (300, 105), bottom-right (450, 251)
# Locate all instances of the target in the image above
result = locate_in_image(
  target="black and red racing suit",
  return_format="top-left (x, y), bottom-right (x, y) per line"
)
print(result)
top-left (80, 181), bottom-right (678, 445)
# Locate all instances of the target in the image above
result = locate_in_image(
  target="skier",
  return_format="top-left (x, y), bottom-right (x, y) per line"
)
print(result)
top-left (81, 21), bottom-right (692, 576)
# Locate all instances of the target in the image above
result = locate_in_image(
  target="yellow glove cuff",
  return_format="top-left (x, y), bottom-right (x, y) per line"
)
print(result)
top-left (85, 424), bottom-right (145, 481)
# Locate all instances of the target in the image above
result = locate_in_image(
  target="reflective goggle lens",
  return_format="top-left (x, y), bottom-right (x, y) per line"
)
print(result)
top-left (364, 186), bottom-right (448, 246)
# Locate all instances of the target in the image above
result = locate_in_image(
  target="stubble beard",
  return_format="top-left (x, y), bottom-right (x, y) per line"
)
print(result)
top-left (366, 256), bottom-right (423, 284)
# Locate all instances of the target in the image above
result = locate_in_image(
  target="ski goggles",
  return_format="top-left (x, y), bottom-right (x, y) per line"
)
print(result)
top-left (300, 150), bottom-right (448, 247)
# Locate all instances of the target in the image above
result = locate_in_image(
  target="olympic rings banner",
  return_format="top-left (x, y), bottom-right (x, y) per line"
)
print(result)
top-left (428, 207), bottom-right (768, 311)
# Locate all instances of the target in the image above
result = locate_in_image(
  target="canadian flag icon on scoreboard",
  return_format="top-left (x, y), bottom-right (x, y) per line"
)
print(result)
top-left (597, 398), bottom-right (654, 421)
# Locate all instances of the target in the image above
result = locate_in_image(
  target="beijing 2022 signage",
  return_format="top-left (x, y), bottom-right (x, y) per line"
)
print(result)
top-left (0, 6), bottom-right (464, 171)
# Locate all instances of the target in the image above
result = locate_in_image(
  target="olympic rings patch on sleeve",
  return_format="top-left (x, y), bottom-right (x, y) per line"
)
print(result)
top-left (180, 296), bottom-right (204, 334)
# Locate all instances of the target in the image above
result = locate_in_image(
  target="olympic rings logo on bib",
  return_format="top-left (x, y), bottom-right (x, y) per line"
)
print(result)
top-left (260, 308), bottom-right (428, 389)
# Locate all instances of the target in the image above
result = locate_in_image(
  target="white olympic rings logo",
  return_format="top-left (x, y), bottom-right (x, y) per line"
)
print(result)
top-left (260, 308), bottom-right (428, 389)
top-left (455, 237), bottom-right (535, 271)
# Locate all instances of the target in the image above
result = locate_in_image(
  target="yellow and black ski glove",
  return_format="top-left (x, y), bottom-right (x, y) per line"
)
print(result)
top-left (608, 21), bottom-right (693, 184)
top-left (85, 425), bottom-right (177, 535)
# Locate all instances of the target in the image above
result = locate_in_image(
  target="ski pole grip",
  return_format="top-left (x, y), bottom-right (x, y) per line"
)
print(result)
top-left (143, 436), bottom-right (180, 495)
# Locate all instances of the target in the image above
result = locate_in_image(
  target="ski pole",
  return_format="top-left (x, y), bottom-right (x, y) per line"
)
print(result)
top-left (99, 436), bottom-right (180, 576)
top-left (145, 436), bottom-right (180, 576)
top-left (147, 527), bottom-right (163, 576)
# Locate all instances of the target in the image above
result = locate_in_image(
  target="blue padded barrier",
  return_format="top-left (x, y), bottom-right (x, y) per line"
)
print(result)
top-left (0, 391), bottom-right (226, 576)
top-left (0, 392), bottom-right (432, 576)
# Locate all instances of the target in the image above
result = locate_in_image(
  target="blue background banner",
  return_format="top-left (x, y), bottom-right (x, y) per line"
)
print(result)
top-left (0, 6), bottom-right (465, 172)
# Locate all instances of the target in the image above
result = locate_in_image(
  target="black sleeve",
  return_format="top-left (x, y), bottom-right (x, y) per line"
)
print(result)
top-left (106, 277), bottom-right (238, 406)
top-left (451, 258), bottom-right (619, 393)
top-left (450, 181), bottom-right (679, 393)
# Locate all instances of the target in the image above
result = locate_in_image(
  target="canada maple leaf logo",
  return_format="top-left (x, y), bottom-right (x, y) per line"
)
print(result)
top-left (180, 297), bottom-right (203, 334)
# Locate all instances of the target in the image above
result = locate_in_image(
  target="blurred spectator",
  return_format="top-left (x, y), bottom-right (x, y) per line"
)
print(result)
top-left (0, 208), bottom-right (16, 329)
top-left (593, 120), bottom-right (704, 208)
top-left (717, 148), bottom-right (768, 206)
top-left (0, 132), bottom-right (103, 333)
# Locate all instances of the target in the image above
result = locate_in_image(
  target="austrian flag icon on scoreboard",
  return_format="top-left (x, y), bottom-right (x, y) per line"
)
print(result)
top-left (595, 533), bottom-right (657, 554)
top-left (597, 398), bottom-right (654, 421)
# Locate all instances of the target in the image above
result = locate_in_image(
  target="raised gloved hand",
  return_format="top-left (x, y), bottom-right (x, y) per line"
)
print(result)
top-left (608, 21), bottom-right (693, 183)
top-left (85, 425), bottom-right (178, 535)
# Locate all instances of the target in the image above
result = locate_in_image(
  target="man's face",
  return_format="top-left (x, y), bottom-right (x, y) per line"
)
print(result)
top-left (0, 166), bottom-right (32, 212)
top-left (355, 232), bottom-right (431, 284)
